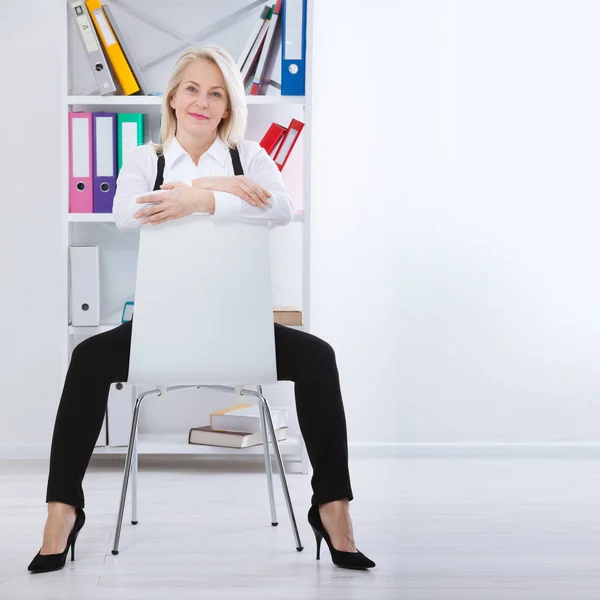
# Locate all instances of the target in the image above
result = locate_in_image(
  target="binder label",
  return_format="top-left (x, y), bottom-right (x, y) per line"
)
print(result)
top-left (121, 122), bottom-right (139, 166)
top-left (96, 117), bottom-right (115, 177)
top-left (284, 0), bottom-right (304, 60)
top-left (72, 118), bottom-right (90, 177)
top-left (93, 9), bottom-right (117, 47)
top-left (73, 3), bottom-right (100, 52)
top-left (276, 129), bottom-right (298, 161)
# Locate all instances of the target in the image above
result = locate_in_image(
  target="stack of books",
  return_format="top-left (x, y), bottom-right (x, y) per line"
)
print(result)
top-left (189, 403), bottom-right (289, 449)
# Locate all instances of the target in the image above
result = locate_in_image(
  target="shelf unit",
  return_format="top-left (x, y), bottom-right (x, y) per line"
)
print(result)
top-left (92, 432), bottom-right (302, 457)
top-left (62, 0), bottom-right (312, 472)
top-left (67, 94), bottom-right (306, 106)
top-left (68, 211), bottom-right (304, 223)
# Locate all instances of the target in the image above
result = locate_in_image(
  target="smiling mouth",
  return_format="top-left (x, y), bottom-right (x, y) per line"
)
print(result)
top-left (189, 113), bottom-right (209, 120)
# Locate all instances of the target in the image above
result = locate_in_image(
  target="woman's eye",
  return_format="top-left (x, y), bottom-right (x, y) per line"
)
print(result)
top-left (187, 86), bottom-right (197, 93)
top-left (211, 91), bottom-right (222, 98)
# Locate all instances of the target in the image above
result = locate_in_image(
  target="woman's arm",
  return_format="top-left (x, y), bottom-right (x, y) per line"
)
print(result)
top-left (208, 143), bottom-right (295, 227)
top-left (112, 145), bottom-right (163, 230)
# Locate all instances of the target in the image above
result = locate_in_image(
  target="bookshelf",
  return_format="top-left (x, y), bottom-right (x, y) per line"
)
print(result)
top-left (62, 0), bottom-right (313, 474)
top-left (68, 212), bottom-right (305, 222)
top-left (67, 94), bottom-right (306, 106)
top-left (90, 433), bottom-right (303, 457)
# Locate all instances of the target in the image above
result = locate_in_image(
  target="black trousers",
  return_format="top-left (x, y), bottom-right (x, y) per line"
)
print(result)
top-left (46, 321), bottom-right (353, 508)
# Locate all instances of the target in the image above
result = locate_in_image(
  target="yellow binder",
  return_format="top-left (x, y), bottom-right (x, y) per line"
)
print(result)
top-left (85, 0), bottom-right (139, 96)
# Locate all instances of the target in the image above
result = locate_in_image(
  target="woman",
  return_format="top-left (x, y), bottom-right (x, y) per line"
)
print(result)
top-left (28, 45), bottom-right (375, 573)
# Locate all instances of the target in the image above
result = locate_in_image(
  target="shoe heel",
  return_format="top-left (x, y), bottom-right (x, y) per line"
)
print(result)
top-left (312, 527), bottom-right (323, 560)
top-left (70, 533), bottom-right (79, 562)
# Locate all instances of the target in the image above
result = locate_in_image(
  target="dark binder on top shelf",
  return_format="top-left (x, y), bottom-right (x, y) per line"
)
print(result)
top-left (241, 5), bottom-right (274, 87)
top-left (250, 0), bottom-right (283, 95)
top-left (238, 3), bottom-right (272, 70)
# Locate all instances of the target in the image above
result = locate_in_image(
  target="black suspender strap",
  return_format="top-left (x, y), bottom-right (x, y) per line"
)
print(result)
top-left (153, 153), bottom-right (165, 191)
top-left (229, 146), bottom-right (244, 176)
top-left (153, 145), bottom-right (243, 189)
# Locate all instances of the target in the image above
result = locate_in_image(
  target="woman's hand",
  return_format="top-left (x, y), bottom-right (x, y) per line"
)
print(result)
top-left (188, 176), bottom-right (272, 208)
top-left (134, 183), bottom-right (212, 226)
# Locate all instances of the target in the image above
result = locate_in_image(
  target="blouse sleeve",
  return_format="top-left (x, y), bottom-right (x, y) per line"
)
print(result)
top-left (112, 145), bottom-right (165, 231)
top-left (212, 142), bottom-right (294, 228)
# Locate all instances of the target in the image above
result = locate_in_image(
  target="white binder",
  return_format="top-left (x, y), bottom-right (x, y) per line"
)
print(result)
top-left (107, 382), bottom-right (133, 446)
top-left (69, 245), bottom-right (100, 326)
top-left (69, 0), bottom-right (117, 96)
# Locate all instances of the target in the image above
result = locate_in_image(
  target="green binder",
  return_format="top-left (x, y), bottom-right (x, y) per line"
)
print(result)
top-left (117, 113), bottom-right (145, 172)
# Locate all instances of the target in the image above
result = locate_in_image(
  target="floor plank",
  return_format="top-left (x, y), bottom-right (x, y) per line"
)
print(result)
top-left (1, 455), bottom-right (600, 599)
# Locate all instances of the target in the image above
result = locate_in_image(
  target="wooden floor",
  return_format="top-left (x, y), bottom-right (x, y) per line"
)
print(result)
top-left (1, 455), bottom-right (600, 599)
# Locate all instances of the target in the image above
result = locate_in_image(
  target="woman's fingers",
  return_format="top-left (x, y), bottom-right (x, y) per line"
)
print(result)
top-left (239, 181), bottom-right (263, 207)
top-left (136, 195), bottom-right (157, 205)
top-left (236, 180), bottom-right (270, 208)
top-left (232, 176), bottom-right (271, 208)
top-left (252, 183), bottom-right (271, 205)
top-left (232, 179), bottom-right (257, 206)
top-left (141, 203), bottom-right (168, 224)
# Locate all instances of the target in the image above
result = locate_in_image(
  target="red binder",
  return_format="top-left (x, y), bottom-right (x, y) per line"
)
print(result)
top-left (260, 122), bottom-right (287, 155)
top-left (273, 118), bottom-right (304, 171)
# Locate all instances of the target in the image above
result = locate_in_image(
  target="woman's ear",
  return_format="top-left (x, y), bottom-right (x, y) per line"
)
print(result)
top-left (169, 95), bottom-right (176, 110)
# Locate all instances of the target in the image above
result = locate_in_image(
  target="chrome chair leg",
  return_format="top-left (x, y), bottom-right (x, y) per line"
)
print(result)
top-left (112, 389), bottom-right (158, 555)
top-left (131, 386), bottom-right (139, 526)
top-left (244, 389), bottom-right (303, 552)
top-left (257, 385), bottom-right (278, 526)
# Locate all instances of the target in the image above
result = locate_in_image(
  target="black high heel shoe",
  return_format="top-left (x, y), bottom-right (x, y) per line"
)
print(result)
top-left (307, 504), bottom-right (375, 570)
top-left (28, 508), bottom-right (86, 573)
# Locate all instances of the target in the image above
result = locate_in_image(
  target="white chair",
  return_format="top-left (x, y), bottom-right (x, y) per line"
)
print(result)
top-left (111, 217), bottom-right (303, 555)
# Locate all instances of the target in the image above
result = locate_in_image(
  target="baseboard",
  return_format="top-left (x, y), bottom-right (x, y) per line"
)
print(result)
top-left (0, 445), bottom-right (50, 460)
top-left (348, 442), bottom-right (600, 458)
top-left (3, 442), bottom-right (600, 461)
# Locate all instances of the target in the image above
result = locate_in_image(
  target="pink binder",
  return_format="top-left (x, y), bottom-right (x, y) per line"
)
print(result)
top-left (69, 112), bottom-right (93, 213)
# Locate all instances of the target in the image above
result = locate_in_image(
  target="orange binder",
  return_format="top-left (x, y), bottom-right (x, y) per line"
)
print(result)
top-left (85, 0), bottom-right (139, 96)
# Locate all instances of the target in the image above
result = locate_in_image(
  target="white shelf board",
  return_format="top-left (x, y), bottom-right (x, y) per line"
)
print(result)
top-left (93, 432), bottom-right (301, 456)
top-left (67, 95), bottom-right (306, 107)
top-left (68, 213), bottom-right (114, 222)
top-left (68, 211), bottom-right (305, 223)
top-left (69, 324), bottom-right (120, 335)
top-left (70, 323), bottom-right (303, 335)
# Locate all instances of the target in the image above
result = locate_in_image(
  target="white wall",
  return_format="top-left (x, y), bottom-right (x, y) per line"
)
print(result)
top-left (3, 0), bottom-right (600, 456)
top-left (310, 0), bottom-right (600, 444)
top-left (0, 1), bottom-right (66, 451)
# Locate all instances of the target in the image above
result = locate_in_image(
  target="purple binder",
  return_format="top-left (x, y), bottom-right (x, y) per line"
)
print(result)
top-left (92, 112), bottom-right (118, 213)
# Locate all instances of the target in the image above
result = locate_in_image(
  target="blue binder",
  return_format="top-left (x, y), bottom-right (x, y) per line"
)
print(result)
top-left (281, 0), bottom-right (307, 96)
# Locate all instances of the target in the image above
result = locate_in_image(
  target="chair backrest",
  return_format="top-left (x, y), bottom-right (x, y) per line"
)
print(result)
top-left (126, 218), bottom-right (277, 387)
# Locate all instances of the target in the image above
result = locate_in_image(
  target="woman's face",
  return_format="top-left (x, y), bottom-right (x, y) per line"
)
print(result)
top-left (169, 58), bottom-right (229, 138)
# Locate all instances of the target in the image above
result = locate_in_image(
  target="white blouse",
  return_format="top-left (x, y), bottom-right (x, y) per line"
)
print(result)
top-left (112, 135), bottom-right (294, 231)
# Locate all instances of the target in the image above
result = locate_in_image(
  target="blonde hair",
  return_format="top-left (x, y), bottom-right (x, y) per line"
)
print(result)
top-left (154, 45), bottom-right (247, 154)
